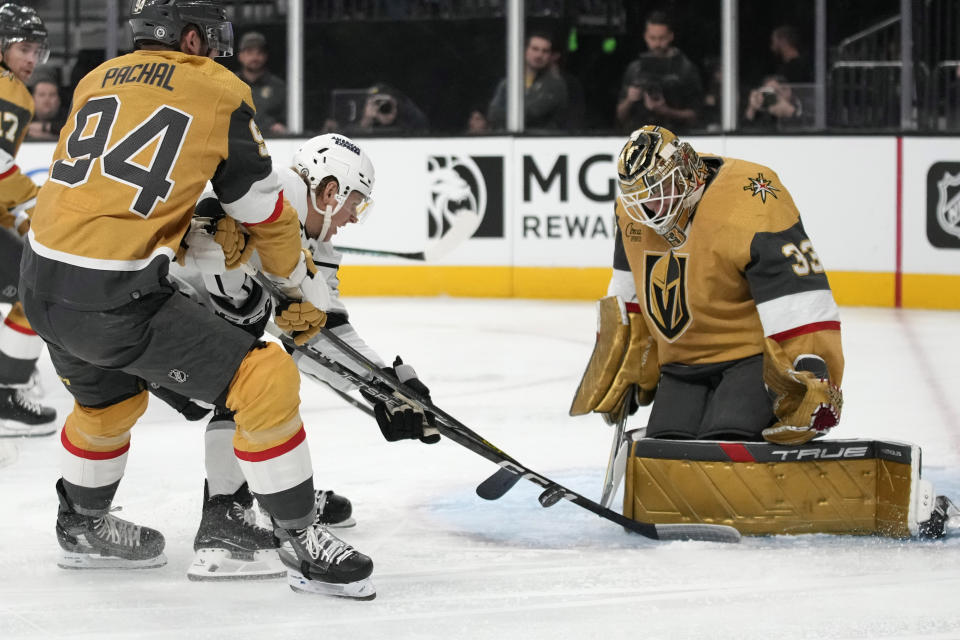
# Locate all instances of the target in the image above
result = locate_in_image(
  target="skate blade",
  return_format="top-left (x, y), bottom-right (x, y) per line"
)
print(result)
top-left (58, 550), bottom-right (167, 570)
top-left (323, 516), bottom-right (357, 529)
top-left (0, 421), bottom-right (57, 438)
top-left (187, 548), bottom-right (286, 581)
top-left (287, 569), bottom-right (376, 600)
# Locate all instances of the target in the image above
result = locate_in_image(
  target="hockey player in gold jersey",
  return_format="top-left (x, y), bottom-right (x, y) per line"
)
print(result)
top-left (19, 0), bottom-right (374, 599)
top-left (0, 4), bottom-right (57, 436)
top-left (574, 125), bottom-right (843, 445)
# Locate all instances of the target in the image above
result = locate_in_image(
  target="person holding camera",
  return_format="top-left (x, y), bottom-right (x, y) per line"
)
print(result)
top-left (743, 74), bottom-right (803, 130)
top-left (352, 83), bottom-right (428, 134)
top-left (615, 11), bottom-right (703, 133)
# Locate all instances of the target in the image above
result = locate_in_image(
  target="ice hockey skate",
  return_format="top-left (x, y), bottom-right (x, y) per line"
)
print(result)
top-left (188, 481), bottom-right (285, 581)
top-left (0, 385), bottom-right (57, 437)
top-left (918, 496), bottom-right (960, 540)
top-left (259, 488), bottom-right (356, 528)
top-left (277, 518), bottom-right (375, 599)
top-left (55, 479), bottom-right (166, 570)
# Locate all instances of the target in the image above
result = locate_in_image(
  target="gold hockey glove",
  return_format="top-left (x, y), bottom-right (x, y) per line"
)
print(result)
top-left (271, 249), bottom-right (329, 345)
top-left (213, 216), bottom-right (255, 269)
top-left (570, 296), bottom-right (659, 421)
top-left (177, 216), bottom-right (255, 272)
top-left (761, 337), bottom-right (843, 445)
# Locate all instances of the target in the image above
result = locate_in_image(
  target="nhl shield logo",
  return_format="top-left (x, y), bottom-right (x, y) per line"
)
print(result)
top-left (644, 250), bottom-right (691, 341)
top-left (926, 162), bottom-right (960, 248)
top-left (936, 171), bottom-right (960, 240)
top-left (168, 369), bottom-right (188, 384)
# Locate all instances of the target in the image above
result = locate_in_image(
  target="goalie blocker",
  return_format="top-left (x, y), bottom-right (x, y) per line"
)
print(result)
top-left (624, 438), bottom-right (955, 538)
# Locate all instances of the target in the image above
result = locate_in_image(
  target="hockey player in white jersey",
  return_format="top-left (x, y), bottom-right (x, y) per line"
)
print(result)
top-left (174, 133), bottom-right (438, 582)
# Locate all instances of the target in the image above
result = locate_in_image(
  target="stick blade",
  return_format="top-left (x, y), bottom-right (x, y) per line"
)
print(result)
top-left (476, 467), bottom-right (522, 500)
top-left (653, 523), bottom-right (742, 543)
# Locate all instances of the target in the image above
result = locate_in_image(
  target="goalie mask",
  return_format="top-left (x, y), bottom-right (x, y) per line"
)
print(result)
top-left (617, 125), bottom-right (707, 247)
top-left (0, 4), bottom-right (49, 65)
top-left (292, 133), bottom-right (375, 238)
top-left (129, 0), bottom-right (234, 58)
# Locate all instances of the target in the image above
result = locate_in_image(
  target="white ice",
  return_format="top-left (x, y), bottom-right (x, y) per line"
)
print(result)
top-left (1, 300), bottom-right (958, 640)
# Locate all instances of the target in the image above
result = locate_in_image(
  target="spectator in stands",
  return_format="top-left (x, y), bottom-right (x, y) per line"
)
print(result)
top-left (346, 83), bottom-right (429, 134)
top-left (466, 107), bottom-right (489, 134)
top-left (487, 32), bottom-right (568, 131)
top-left (236, 31), bottom-right (287, 135)
top-left (615, 11), bottom-right (703, 133)
top-left (26, 77), bottom-right (65, 140)
top-left (743, 74), bottom-right (805, 130)
top-left (770, 25), bottom-right (812, 83)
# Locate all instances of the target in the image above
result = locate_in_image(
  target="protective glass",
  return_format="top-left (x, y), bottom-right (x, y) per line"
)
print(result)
top-left (204, 21), bottom-right (233, 57)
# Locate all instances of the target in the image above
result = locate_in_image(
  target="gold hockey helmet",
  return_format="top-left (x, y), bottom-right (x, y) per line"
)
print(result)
top-left (616, 125), bottom-right (707, 245)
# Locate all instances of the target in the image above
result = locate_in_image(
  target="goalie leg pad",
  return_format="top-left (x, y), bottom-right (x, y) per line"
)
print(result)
top-left (624, 438), bottom-right (929, 538)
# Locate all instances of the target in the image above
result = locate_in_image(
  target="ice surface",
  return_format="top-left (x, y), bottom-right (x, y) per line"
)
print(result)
top-left (1, 300), bottom-right (958, 639)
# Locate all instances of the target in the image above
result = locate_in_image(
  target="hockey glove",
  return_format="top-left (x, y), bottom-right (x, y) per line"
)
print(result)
top-left (269, 249), bottom-right (330, 346)
top-left (147, 383), bottom-right (213, 422)
top-left (761, 337), bottom-right (843, 446)
top-left (177, 216), bottom-right (255, 273)
top-left (365, 357), bottom-right (440, 444)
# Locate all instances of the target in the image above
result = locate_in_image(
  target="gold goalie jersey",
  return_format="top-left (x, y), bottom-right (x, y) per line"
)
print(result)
top-left (0, 65), bottom-right (39, 227)
top-left (611, 155), bottom-right (844, 383)
top-left (21, 49), bottom-right (301, 310)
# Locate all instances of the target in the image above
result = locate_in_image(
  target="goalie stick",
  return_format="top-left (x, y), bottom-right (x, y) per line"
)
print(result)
top-left (253, 278), bottom-right (739, 543)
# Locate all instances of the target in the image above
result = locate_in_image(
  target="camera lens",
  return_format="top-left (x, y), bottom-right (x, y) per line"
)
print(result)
top-left (378, 99), bottom-right (394, 115)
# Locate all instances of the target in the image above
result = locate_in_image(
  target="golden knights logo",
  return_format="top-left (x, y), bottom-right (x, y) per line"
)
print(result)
top-left (644, 250), bottom-right (691, 341)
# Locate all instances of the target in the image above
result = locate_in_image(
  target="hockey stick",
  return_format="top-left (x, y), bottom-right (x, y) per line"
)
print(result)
top-left (253, 280), bottom-right (739, 543)
top-left (334, 203), bottom-right (482, 263)
top-left (476, 466), bottom-right (523, 500)
top-left (599, 389), bottom-right (633, 509)
top-left (334, 246), bottom-right (426, 261)
top-left (301, 367), bottom-right (375, 418)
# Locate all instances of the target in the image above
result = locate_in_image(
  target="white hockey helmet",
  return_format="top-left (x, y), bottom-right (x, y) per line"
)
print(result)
top-left (292, 133), bottom-right (375, 222)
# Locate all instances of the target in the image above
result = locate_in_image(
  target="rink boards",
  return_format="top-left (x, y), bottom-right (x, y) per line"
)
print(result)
top-left (18, 135), bottom-right (960, 309)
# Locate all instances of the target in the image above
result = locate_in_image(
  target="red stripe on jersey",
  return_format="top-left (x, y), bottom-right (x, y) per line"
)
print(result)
top-left (769, 321), bottom-right (841, 343)
top-left (4, 317), bottom-right (36, 335)
top-left (61, 429), bottom-right (130, 460)
top-left (234, 424), bottom-right (306, 462)
top-left (719, 442), bottom-right (756, 462)
top-left (245, 190), bottom-right (284, 226)
top-left (0, 164), bottom-right (18, 180)
top-left (625, 302), bottom-right (642, 314)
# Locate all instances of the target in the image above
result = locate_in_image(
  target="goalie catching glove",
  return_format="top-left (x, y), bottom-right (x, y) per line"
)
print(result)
top-left (570, 296), bottom-right (659, 423)
top-left (177, 214), bottom-right (255, 274)
top-left (269, 249), bottom-right (331, 346)
top-left (361, 356), bottom-right (440, 444)
top-left (761, 337), bottom-right (843, 445)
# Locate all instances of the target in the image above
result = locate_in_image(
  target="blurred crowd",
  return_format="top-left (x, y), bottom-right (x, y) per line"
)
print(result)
top-left (26, 10), bottom-right (823, 139)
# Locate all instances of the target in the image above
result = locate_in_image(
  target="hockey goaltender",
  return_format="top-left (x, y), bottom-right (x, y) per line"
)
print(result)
top-left (571, 125), bottom-right (957, 539)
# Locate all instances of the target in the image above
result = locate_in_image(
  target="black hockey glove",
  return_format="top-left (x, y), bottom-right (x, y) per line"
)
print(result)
top-left (365, 356), bottom-right (440, 444)
top-left (147, 383), bottom-right (212, 422)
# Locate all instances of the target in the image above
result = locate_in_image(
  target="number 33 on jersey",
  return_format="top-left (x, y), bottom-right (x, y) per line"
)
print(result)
top-left (23, 49), bottom-right (283, 310)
